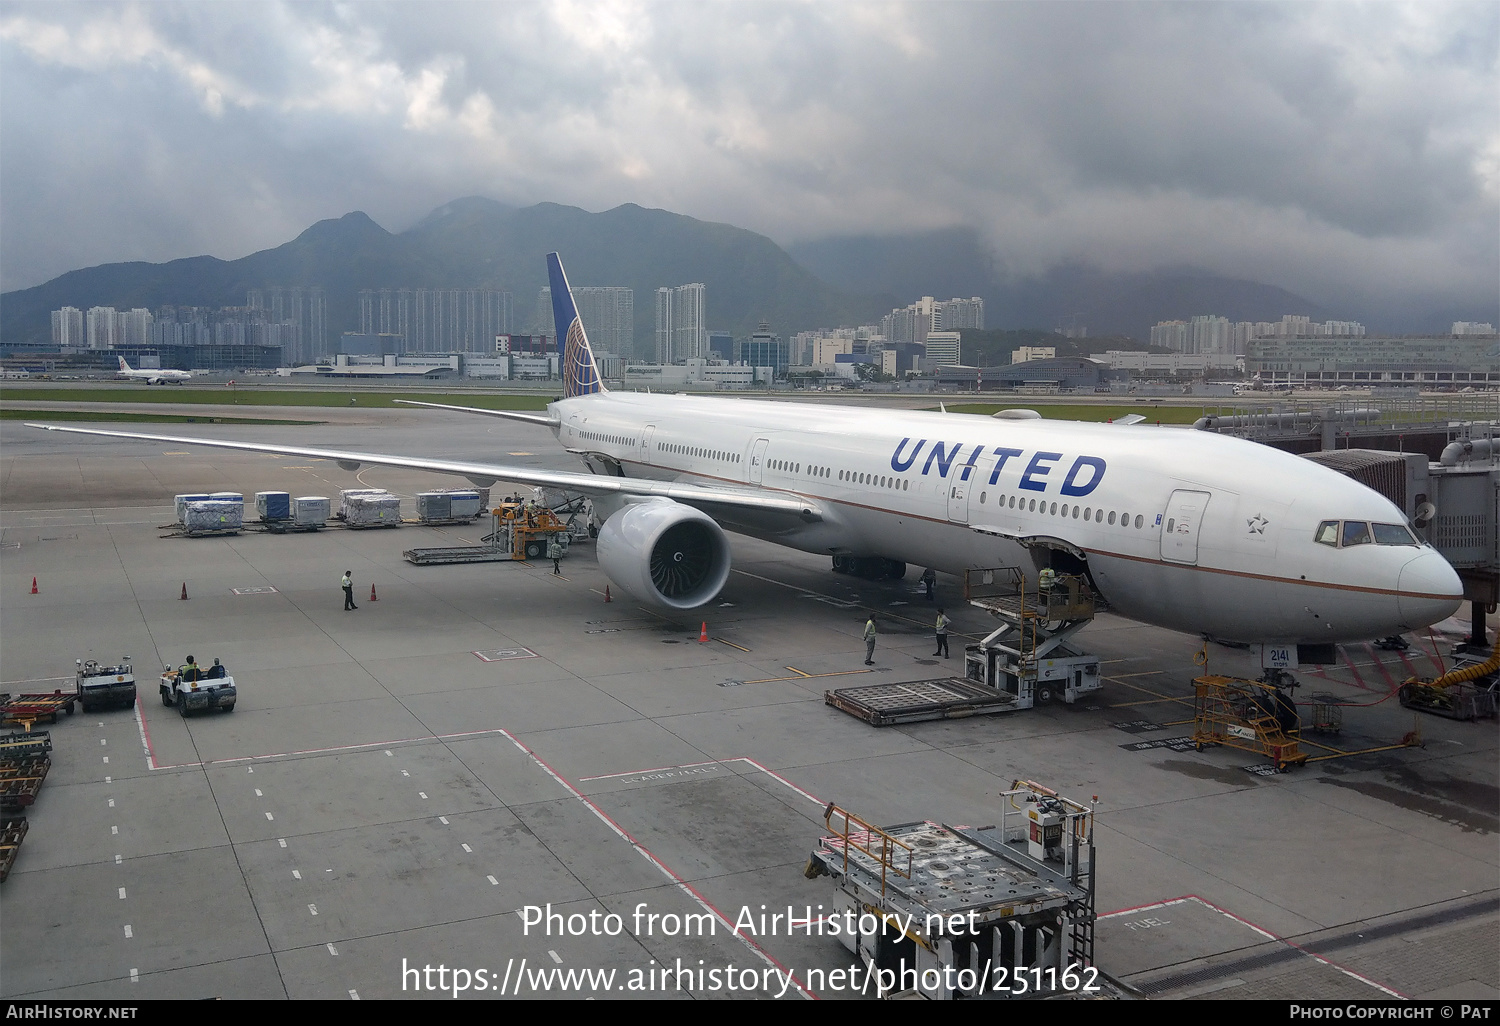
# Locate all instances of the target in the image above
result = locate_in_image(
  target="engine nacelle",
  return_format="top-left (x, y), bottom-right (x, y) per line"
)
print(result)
top-left (596, 499), bottom-right (732, 611)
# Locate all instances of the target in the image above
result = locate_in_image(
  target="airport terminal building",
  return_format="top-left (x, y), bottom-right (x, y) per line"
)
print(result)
top-left (1247, 335), bottom-right (1500, 388)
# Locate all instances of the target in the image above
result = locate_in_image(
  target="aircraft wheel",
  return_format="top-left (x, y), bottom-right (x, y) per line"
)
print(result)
top-left (886, 561), bottom-right (907, 580)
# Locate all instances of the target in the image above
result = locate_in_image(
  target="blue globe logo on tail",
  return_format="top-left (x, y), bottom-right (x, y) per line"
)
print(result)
top-left (547, 253), bottom-right (606, 398)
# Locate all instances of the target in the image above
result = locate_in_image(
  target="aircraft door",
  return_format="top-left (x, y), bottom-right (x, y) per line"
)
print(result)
top-left (748, 438), bottom-right (769, 485)
top-left (947, 453), bottom-right (985, 524)
top-left (1161, 489), bottom-right (1211, 564)
top-left (642, 425), bottom-right (655, 466)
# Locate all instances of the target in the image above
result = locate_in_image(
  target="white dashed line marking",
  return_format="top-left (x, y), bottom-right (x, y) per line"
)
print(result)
top-left (108, 799), bottom-right (115, 807)
top-left (348, 989), bottom-right (360, 1000)
top-left (100, 739), bottom-right (107, 746)
top-left (129, 968), bottom-right (138, 984)
top-left (549, 950), bottom-right (562, 964)
top-left (123, 925), bottom-right (133, 938)
top-left (327, 943), bottom-right (339, 956)
top-left (461, 844), bottom-right (472, 853)
top-left (111, 826), bottom-right (118, 835)
top-left (308, 904), bottom-right (318, 916)
top-left (118, 888), bottom-right (126, 900)
top-left (419, 792), bottom-right (428, 799)
top-left (292, 870), bottom-right (302, 880)
top-left (254, 789), bottom-right (263, 797)
top-left (102, 756), bottom-right (109, 764)
top-left (487, 875), bottom-right (499, 885)
top-left (104, 776), bottom-right (111, 783)
top-left (114, 854), bottom-right (122, 865)
top-left (439, 816), bottom-right (449, 825)
top-left (401, 770), bottom-right (410, 777)
top-left (278, 838), bottom-right (287, 848)
top-left (265, 812), bottom-right (274, 821)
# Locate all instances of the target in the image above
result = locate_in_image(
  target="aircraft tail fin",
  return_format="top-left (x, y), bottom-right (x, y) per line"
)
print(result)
top-left (118, 356), bottom-right (131, 372)
top-left (547, 252), bottom-right (606, 399)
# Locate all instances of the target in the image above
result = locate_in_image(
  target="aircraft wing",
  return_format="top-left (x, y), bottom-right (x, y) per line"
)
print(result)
top-left (392, 399), bottom-right (559, 427)
top-left (24, 423), bottom-right (824, 521)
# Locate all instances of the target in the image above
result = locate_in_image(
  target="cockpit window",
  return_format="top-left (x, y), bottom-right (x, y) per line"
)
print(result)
top-left (1341, 521), bottom-right (1372, 546)
top-left (1372, 523), bottom-right (1418, 546)
top-left (1318, 519), bottom-right (1423, 548)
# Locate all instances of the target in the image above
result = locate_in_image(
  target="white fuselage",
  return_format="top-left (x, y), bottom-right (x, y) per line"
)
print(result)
top-left (547, 391), bottom-right (1463, 645)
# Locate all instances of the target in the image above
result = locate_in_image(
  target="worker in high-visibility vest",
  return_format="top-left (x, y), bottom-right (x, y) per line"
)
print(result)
top-left (1038, 567), bottom-right (1058, 598)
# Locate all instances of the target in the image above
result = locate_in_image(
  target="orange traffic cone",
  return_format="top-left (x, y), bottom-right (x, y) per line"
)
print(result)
top-left (604, 585), bottom-right (612, 603)
top-left (369, 584), bottom-right (378, 602)
top-left (180, 582), bottom-right (188, 600)
top-left (30, 577), bottom-right (37, 594)
top-left (698, 622), bottom-right (709, 643)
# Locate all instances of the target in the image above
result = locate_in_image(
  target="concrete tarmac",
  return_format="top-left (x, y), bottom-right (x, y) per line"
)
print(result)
top-left (0, 408), bottom-right (1495, 1001)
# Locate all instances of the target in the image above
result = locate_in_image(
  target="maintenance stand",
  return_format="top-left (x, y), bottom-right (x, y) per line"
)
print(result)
top-left (805, 781), bottom-right (1103, 1000)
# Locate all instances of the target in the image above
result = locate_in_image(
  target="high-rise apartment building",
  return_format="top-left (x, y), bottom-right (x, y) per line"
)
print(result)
top-left (655, 283), bottom-right (706, 364)
top-left (359, 288), bottom-right (512, 354)
top-left (50, 307), bottom-right (83, 347)
top-left (937, 297), bottom-right (985, 331)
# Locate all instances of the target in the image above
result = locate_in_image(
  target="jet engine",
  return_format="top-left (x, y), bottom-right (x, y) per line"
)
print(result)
top-left (595, 499), bottom-right (732, 611)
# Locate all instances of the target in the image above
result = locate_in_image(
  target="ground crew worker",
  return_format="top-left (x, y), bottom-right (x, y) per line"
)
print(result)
top-left (548, 537), bottom-right (563, 575)
top-left (178, 655), bottom-right (199, 683)
top-left (934, 608), bottom-right (951, 658)
top-left (863, 617), bottom-right (877, 665)
top-left (342, 569), bottom-right (358, 610)
top-left (1038, 566), bottom-right (1058, 597)
top-left (921, 567), bottom-right (936, 601)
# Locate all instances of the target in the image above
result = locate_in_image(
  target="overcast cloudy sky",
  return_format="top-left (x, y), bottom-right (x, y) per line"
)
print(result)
top-left (2, 1), bottom-right (1496, 316)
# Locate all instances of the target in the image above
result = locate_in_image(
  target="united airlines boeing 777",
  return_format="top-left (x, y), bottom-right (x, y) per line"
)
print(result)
top-left (31, 254), bottom-right (1462, 646)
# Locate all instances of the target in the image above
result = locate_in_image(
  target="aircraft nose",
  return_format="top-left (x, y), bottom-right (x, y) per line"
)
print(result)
top-left (1397, 550), bottom-right (1464, 630)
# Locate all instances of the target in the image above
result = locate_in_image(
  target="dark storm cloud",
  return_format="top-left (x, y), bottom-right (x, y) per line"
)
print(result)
top-left (2, 1), bottom-right (1495, 313)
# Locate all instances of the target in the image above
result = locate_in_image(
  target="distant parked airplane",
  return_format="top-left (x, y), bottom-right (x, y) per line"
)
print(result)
top-left (116, 356), bottom-right (190, 384)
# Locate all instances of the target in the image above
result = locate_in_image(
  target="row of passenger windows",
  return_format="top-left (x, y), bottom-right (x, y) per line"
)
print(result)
top-left (840, 469), bottom-right (910, 491)
top-left (1315, 520), bottom-right (1418, 547)
top-left (583, 431), bottom-right (634, 447)
top-left (978, 491), bottom-right (1144, 528)
top-left (661, 443), bottom-right (739, 464)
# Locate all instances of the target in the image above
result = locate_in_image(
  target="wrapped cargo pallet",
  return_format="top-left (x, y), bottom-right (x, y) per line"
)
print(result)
top-left (174, 494), bottom-right (211, 524)
top-left (183, 500), bottom-right (243, 533)
top-left (256, 491), bottom-right (292, 521)
top-left (292, 496), bottom-right (331, 526)
top-left (339, 488), bottom-right (389, 520)
top-left (344, 493), bottom-right (402, 527)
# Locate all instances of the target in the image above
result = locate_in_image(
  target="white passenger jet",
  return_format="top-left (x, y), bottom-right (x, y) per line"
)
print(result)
top-left (116, 356), bottom-right (191, 384)
top-left (31, 254), bottom-right (1462, 647)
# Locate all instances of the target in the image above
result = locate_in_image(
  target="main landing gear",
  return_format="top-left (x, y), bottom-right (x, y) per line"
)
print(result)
top-left (831, 555), bottom-right (906, 581)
